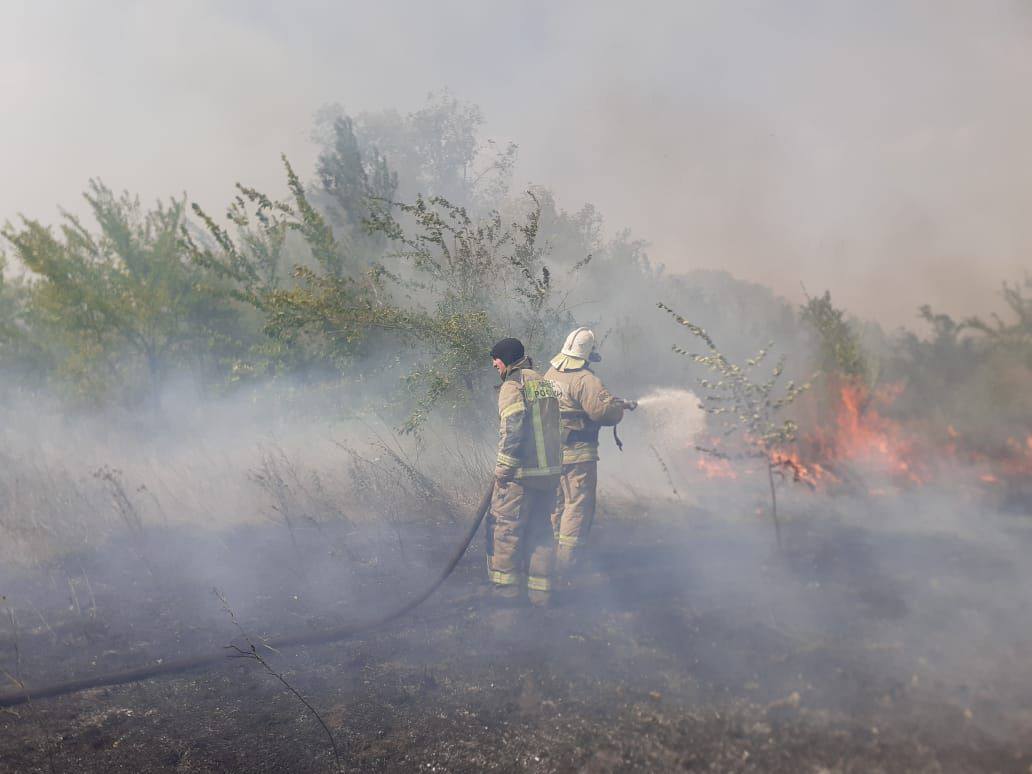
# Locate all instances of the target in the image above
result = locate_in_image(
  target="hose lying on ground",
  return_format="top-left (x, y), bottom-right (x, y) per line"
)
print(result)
top-left (0, 484), bottom-right (496, 708)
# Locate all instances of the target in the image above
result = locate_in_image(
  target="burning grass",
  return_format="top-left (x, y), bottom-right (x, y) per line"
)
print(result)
top-left (679, 375), bottom-right (1032, 512)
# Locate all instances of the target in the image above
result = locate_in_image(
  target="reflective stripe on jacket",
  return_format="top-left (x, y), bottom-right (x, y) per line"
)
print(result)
top-left (544, 362), bottom-right (624, 464)
top-left (496, 358), bottom-right (563, 478)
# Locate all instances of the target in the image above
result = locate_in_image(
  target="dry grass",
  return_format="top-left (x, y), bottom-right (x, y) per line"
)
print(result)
top-left (0, 411), bottom-right (490, 569)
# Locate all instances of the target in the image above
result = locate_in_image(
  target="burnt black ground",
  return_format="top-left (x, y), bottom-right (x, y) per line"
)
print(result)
top-left (1, 498), bottom-right (1031, 773)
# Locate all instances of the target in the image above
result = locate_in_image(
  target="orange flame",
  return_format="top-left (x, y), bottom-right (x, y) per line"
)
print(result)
top-left (830, 384), bottom-right (924, 484)
top-left (696, 454), bottom-right (738, 480)
top-left (692, 380), bottom-right (1032, 495)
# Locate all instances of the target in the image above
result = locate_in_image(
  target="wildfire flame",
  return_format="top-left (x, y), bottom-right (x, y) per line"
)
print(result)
top-left (812, 383), bottom-right (925, 486)
top-left (696, 455), bottom-right (738, 480)
top-left (693, 380), bottom-right (1032, 496)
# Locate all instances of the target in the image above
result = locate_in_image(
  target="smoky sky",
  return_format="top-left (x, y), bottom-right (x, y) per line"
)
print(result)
top-left (4, 1), bottom-right (1032, 327)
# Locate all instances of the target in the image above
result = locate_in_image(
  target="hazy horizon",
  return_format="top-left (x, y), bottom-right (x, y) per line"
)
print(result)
top-left (5, 1), bottom-right (1032, 327)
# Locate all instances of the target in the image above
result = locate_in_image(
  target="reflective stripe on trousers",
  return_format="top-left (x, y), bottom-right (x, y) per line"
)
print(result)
top-left (487, 477), bottom-right (558, 591)
top-left (551, 461), bottom-right (598, 570)
top-left (526, 575), bottom-right (551, 592)
top-left (489, 568), bottom-right (520, 587)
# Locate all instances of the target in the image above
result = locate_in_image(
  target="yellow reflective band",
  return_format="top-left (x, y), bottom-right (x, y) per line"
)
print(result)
top-left (516, 466), bottom-right (561, 477)
top-left (561, 448), bottom-right (598, 464)
top-left (526, 575), bottom-right (551, 592)
top-left (497, 452), bottom-right (520, 467)
top-left (532, 402), bottom-right (548, 469)
top-left (489, 570), bottom-right (520, 586)
top-left (557, 535), bottom-right (580, 548)
top-left (499, 402), bottom-right (525, 419)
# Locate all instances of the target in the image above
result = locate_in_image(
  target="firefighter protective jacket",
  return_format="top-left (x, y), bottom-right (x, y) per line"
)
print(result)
top-left (495, 358), bottom-right (563, 480)
top-left (544, 360), bottom-right (625, 464)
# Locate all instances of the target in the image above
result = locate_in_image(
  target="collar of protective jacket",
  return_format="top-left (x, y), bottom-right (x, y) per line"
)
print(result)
top-left (550, 353), bottom-right (586, 372)
top-left (504, 355), bottom-right (531, 378)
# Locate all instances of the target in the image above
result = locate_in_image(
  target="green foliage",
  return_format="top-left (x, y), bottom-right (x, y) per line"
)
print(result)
top-left (0, 98), bottom-right (617, 422)
top-left (188, 155), bottom-right (351, 288)
top-left (893, 304), bottom-right (973, 401)
top-left (184, 156), bottom-right (370, 379)
top-left (361, 190), bottom-right (573, 430)
top-left (660, 301), bottom-right (810, 545)
top-left (962, 278), bottom-right (1032, 363)
top-left (889, 285), bottom-right (1032, 444)
top-left (367, 191), bottom-right (564, 348)
top-left (659, 302), bottom-right (809, 455)
top-left (187, 152), bottom-right (571, 431)
top-left (314, 92), bottom-right (518, 211)
top-left (800, 290), bottom-right (869, 383)
top-left (0, 253), bottom-right (48, 385)
top-left (0, 96), bottom-right (838, 439)
top-left (0, 253), bottom-right (21, 345)
top-left (316, 115), bottom-right (397, 251)
top-left (2, 181), bottom-right (240, 403)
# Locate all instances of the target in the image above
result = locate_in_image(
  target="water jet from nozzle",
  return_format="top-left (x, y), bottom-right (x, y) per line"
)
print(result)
top-left (635, 388), bottom-right (707, 451)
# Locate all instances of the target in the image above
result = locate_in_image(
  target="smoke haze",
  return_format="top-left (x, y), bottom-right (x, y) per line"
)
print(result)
top-left (4, 1), bottom-right (1032, 325)
top-left (5, 5), bottom-right (1032, 770)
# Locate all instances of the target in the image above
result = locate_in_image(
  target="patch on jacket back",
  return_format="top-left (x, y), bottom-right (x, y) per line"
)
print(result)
top-left (523, 379), bottom-right (561, 402)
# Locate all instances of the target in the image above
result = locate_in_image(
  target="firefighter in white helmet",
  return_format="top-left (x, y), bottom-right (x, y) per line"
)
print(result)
top-left (545, 327), bottom-right (635, 578)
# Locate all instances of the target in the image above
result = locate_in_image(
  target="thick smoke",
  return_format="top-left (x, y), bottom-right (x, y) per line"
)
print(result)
top-left (3, 4), bottom-right (1032, 770)
top-left (5, 3), bottom-right (1032, 324)
top-left (2, 346), bottom-right (1032, 766)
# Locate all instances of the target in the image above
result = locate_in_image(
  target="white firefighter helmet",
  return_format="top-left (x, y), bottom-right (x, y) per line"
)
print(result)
top-left (560, 327), bottom-right (596, 360)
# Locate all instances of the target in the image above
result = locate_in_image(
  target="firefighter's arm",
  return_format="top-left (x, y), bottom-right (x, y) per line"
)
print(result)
top-left (495, 380), bottom-right (525, 480)
top-left (578, 373), bottom-right (625, 427)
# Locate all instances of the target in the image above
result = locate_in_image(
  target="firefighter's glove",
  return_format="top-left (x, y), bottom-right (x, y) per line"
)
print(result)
top-left (495, 466), bottom-right (517, 484)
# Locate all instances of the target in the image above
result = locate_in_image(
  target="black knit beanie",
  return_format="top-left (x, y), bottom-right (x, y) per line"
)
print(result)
top-left (490, 337), bottom-right (525, 366)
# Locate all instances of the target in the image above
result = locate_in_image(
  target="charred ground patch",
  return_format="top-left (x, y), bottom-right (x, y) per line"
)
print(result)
top-left (1, 502), bottom-right (1030, 773)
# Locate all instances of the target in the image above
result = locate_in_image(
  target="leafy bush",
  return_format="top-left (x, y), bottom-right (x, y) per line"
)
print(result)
top-left (187, 153), bottom-right (577, 431)
top-left (2, 182), bottom-right (244, 404)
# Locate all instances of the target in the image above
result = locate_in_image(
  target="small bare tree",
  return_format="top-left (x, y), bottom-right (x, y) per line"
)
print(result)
top-left (659, 303), bottom-right (809, 546)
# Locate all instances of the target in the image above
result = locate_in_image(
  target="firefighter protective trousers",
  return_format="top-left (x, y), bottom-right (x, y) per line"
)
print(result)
top-left (490, 358), bottom-right (562, 604)
top-left (544, 360), bottom-right (625, 574)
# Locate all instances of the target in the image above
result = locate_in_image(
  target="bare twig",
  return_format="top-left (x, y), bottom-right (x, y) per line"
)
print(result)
top-left (649, 444), bottom-right (680, 499)
top-left (214, 588), bottom-right (343, 773)
top-left (6, 605), bottom-right (20, 685)
top-left (78, 566), bottom-right (97, 619)
top-left (766, 461), bottom-right (782, 548)
top-left (67, 578), bottom-right (81, 619)
top-left (93, 466), bottom-right (144, 536)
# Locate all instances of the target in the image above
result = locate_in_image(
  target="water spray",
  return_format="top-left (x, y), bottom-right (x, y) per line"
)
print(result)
top-left (612, 388), bottom-right (706, 497)
top-left (632, 388), bottom-right (707, 449)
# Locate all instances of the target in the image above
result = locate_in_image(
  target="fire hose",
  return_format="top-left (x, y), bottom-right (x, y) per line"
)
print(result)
top-left (613, 398), bottom-right (638, 451)
top-left (0, 484), bottom-right (496, 708)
